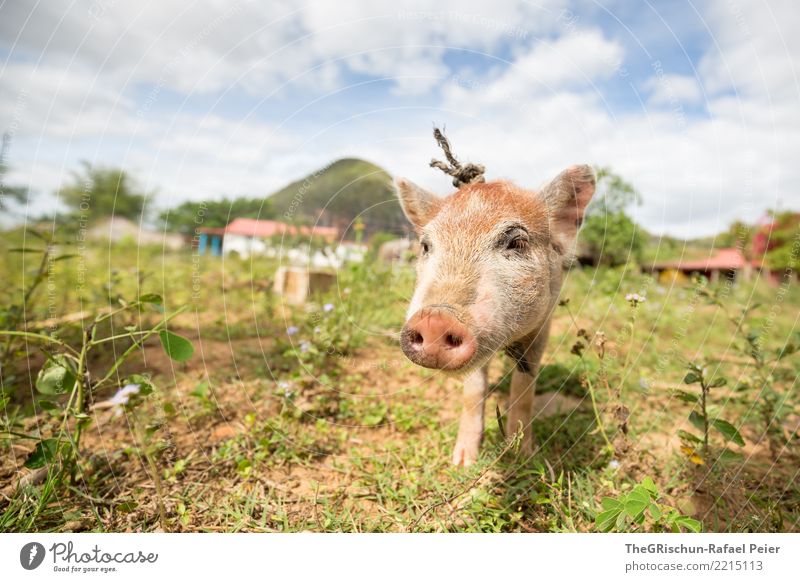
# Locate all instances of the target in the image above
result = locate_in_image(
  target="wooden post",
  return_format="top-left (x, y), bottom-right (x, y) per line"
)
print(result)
top-left (273, 266), bottom-right (336, 305)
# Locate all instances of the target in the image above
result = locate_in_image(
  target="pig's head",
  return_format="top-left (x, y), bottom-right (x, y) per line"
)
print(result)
top-left (396, 165), bottom-right (596, 373)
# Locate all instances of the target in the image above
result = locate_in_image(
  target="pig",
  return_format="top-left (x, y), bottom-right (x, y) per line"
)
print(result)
top-left (394, 165), bottom-right (596, 466)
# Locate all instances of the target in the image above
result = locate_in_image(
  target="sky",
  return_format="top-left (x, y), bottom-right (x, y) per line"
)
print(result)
top-left (0, 0), bottom-right (798, 238)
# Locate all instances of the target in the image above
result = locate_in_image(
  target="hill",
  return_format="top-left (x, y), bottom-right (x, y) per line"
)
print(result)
top-left (267, 158), bottom-right (405, 236)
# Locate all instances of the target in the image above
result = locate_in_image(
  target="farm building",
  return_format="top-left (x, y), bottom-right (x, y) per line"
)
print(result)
top-left (647, 247), bottom-right (753, 283)
top-left (221, 218), bottom-right (338, 258)
top-left (196, 217), bottom-right (364, 267)
top-left (196, 227), bottom-right (226, 256)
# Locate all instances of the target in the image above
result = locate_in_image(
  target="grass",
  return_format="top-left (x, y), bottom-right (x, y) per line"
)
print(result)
top-left (0, 233), bottom-right (798, 532)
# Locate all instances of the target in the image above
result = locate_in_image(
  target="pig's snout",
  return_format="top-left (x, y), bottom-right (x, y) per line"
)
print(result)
top-left (401, 308), bottom-right (476, 371)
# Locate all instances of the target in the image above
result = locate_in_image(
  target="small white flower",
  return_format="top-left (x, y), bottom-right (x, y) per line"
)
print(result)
top-left (109, 383), bottom-right (141, 406)
top-left (625, 293), bottom-right (646, 306)
top-left (106, 383), bottom-right (141, 416)
top-left (286, 326), bottom-right (299, 336)
top-left (300, 340), bottom-right (311, 353)
top-left (608, 459), bottom-right (620, 470)
top-left (277, 381), bottom-right (293, 398)
top-left (323, 303), bottom-right (335, 312)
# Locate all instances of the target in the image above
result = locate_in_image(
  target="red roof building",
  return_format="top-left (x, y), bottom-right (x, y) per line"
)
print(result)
top-left (224, 218), bottom-right (339, 242)
top-left (649, 247), bottom-right (752, 283)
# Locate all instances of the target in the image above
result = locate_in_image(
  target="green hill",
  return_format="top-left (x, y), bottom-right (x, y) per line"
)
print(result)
top-left (267, 158), bottom-right (405, 236)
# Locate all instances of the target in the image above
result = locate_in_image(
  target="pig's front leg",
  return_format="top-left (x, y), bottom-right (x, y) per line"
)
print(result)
top-left (507, 368), bottom-right (536, 455)
top-left (452, 364), bottom-right (489, 467)
top-left (505, 325), bottom-right (549, 456)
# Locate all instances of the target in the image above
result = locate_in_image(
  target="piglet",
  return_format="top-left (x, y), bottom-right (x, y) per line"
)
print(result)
top-left (395, 166), bottom-right (596, 466)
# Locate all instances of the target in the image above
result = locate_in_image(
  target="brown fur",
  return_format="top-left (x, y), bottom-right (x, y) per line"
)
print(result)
top-left (395, 166), bottom-right (595, 466)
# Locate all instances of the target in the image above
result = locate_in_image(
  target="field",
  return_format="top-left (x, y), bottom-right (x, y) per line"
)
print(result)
top-left (1, 234), bottom-right (798, 533)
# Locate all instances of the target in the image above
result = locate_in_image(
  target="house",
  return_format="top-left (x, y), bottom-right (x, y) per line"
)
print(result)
top-left (196, 227), bottom-right (226, 256)
top-left (648, 247), bottom-right (752, 283)
top-left (220, 218), bottom-right (339, 258)
top-left (196, 218), bottom-right (361, 266)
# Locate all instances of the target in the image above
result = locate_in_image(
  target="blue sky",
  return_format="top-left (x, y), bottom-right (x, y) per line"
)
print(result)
top-left (1, 0), bottom-right (798, 237)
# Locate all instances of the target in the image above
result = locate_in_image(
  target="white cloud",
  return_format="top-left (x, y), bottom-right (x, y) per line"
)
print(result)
top-left (642, 73), bottom-right (703, 105)
top-left (1, 0), bottom-right (799, 237)
top-left (699, 0), bottom-right (800, 101)
top-left (0, 62), bottom-right (142, 139)
top-left (0, 0), bottom-right (566, 98)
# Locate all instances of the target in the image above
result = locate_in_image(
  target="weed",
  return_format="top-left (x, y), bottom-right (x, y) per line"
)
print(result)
top-left (595, 477), bottom-right (702, 532)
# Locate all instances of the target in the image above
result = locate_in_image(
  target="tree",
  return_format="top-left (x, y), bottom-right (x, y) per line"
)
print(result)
top-left (160, 197), bottom-right (276, 236)
top-left (758, 211), bottom-right (800, 272)
top-left (0, 132), bottom-right (29, 213)
top-left (716, 220), bottom-right (752, 251)
top-left (59, 162), bottom-right (147, 221)
top-left (578, 167), bottom-right (644, 266)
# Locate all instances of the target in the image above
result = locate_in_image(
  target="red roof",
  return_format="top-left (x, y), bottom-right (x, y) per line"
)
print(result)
top-left (654, 248), bottom-right (746, 271)
top-left (224, 218), bottom-right (338, 240)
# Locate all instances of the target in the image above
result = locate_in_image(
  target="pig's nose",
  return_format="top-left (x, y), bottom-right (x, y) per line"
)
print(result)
top-left (401, 308), bottom-right (476, 370)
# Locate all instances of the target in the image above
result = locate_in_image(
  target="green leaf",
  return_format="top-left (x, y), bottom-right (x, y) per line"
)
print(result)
top-left (672, 389), bottom-right (698, 403)
top-left (139, 293), bottom-right (163, 304)
top-left (683, 371), bottom-right (701, 385)
top-left (158, 330), bottom-right (194, 362)
top-left (601, 497), bottom-right (624, 511)
top-left (25, 438), bottom-right (60, 469)
top-left (37, 399), bottom-right (60, 411)
top-left (8, 247), bottom-right (45, 253)
top-left (616, 510), bottom-right (628, 530)
top-left (688, 411), bottom-right (706, 433)
top-left (624, 486), bottom-right (651, 519)
top-left (648, 502), bottom-right (662, 520)
top-left (716, 448), bottom-right (743, 463)
top-left (641, 477), bottom-right (659, 497)
top-left (674, 516), bottom-right (702, 533)
top-left (707, 377), bottom-right (727, 388)
top-left (595, 507), bottom-right (622, 532)
top-left (678, 429), bottom-right (703, 443)
top-left (190, 380), bottom-right (209, 399)
top-left (35, 356), bottom-right (76, 395)
top-left (54, 253), bottom-right (79, 262)
top-left (712, 418), bottom-right (745, 446)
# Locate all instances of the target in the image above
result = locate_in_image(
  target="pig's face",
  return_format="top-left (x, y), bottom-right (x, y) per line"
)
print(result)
top-left (396, 166), bottom-right (595, 373)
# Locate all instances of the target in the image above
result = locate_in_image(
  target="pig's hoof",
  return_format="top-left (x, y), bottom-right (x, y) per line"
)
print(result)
top-left (451, 442), bottom-right (479, 467)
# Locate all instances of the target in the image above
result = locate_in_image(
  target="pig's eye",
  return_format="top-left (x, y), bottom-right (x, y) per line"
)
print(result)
top-left (507, 236), bottom-right (528, 251)
top-left (500, 227), bottom-right (529, 253)
top-left (420, 239), bottom-right (432, 255)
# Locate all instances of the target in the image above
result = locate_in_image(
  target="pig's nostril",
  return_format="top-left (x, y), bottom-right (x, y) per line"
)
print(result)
top-left (445, 333), bottom-right (462, 348)
top-left (402, 309), bottom-right (476, 370)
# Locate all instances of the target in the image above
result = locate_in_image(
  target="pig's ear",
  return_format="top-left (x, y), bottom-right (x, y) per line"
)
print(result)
top-left (539, 165), bottom-right (596, 254)
top-left (394, 177), bottom-right (442, 230)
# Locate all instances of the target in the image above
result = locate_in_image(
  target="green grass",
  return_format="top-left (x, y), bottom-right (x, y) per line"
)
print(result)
top-left (1, 234), bottom-right (798, 532)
